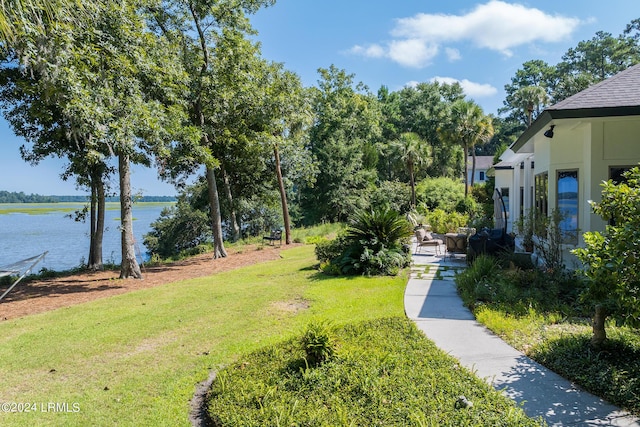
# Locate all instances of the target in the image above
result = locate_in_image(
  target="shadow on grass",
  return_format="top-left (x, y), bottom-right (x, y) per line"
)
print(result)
top-left (0, 262), bottom-right (193, 303)
top-left (307, 271), bottom-right (360, 282)
top-left (529, 334), bottom-right (640, 415)
top-left (493, 352), bottom-right (638, 425)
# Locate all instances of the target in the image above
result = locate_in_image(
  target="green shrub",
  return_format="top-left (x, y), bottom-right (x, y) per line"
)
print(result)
top-left (416, 176), bottom-right (465, 212)
top-left (314, 233), bottom-right (350, 264)
top-left (422, 208), bottom-right (469, 233)
top-left (368, 180), bottom-right (413, 214)
top-left (143, 202), bottom-right (212, 258)
top-left (300, 321), bottom-right (336, 367)
top-left (316, 207), bottom-right (412, 276)
top-left (345, 207), bottom-right (413, 250)
top-left (456, 255), bottom-right (501, 305)
top-left (356, 246), bottom-right (410, 276)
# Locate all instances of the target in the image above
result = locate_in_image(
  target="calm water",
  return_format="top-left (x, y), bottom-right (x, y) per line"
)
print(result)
top-left (0, 203), bottom-right (172, 272)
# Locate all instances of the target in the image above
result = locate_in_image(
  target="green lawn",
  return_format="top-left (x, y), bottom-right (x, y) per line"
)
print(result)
top-left (0, 245), bottom-right (406, 426)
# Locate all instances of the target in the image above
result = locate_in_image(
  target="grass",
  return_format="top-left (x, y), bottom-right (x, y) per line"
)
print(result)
top-left (456, 255), bottom-right (640, 415)
top-left (0, 243), bottom-right (543, 426)
top-left (0, 245), bottom-right (407, 426)
top-left (208, 317), bottom-right (543, 426)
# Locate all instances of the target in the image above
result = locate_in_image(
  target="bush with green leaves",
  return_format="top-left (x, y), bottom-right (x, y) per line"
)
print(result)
top-left (456, 255), bottom-right (501, 305)
top-left (422, 208), bottom-right (469, 234)
top-left (367, 180), bottom-right (413, 214)
top-left (416, 176), bottom-right (465, 211)
top-left (315, 207), bottom-right (412, 276)
top-left (573, 166), bottom-right (640, 346)
top-left (300, 321), bottom-right (336, 367)
top-left (143, 202), bottom-right (212, 258)
top-left (456, 253), bottom-right (585, 315)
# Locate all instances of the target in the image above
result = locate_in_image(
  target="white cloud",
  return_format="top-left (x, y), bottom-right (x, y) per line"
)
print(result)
top-left (388, 39), bottom-right (439, 68)
top-left (430, 76), bottom-right (497, 98)
top-left (349, 1), bottom-right (582, 67)
top-left (349, 44), bottom-right (386, 58)
top-left (445, 48), bottom-right (461, 62)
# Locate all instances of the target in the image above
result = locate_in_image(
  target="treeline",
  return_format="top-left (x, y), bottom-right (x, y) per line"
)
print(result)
top-left (3, 2), bottom-right (639, 276)
top-left (0, 191), bottom-right (176, 203)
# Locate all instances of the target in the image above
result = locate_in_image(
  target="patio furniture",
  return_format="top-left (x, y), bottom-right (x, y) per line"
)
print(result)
top-left (467, 189), bottom-right (515, 261)
top-left (414, 229), bottom-right (443, 255)
top-left (467, 227), bottom-right (515, 260)
top-left (262, 229), bottom-right (283, 246)
top-left (444, 233), bottom-right (468, 260)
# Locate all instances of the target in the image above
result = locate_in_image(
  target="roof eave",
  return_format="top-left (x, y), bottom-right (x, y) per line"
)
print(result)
top-left (510, 106), bottom-right (640, 153)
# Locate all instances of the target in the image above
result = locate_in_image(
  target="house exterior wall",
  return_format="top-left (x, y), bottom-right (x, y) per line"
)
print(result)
top-left (467, 168), bottom-right (488, 184)
top-left (531, 117), bottom-right (640, 267)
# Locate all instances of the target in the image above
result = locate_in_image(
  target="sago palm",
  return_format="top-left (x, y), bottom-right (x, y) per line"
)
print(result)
top-left (345, 207), bottom-right (413, 251)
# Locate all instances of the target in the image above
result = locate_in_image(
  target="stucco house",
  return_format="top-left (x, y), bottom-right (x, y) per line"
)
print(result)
top-left (493, 63), bottom-right (640, 266)
top-left (467, 155), bottom-right (494, 185)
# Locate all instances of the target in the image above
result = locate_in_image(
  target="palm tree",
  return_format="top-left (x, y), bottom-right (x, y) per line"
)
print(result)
top-left (440, 100), bottom-right (494, 196)
top-left (397, 132), bottom-right (432, 208)
top-left (513, 85), bottom-right (549, 127)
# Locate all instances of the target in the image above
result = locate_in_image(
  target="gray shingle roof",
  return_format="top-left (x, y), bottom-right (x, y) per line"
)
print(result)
top-left (467, 156), bottom-right (494, 170)
top-left (510, 63), bottom-right (640, 152)
top-left (550, 63), bottom-right (640, 111)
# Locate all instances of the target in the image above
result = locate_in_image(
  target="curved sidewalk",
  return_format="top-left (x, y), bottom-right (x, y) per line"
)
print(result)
top-left (405, 250), bottom-right (640, 427)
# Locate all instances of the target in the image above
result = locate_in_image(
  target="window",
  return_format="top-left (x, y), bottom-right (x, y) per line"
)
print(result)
top-left (535, 172), bottom-right (548, 217)
top-left (557, 170), bottom-right (578, 244)
top-left (500, 187), bottom-right (509, 212)
top-left (608, 166), bottom-right (634, 225)
top-left (479, 171), bottom-right (485, 181)
top-left (610, 166), bottom-right (634, 184)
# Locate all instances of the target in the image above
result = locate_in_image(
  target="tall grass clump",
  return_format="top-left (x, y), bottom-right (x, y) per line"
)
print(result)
top-left (300, 321), bottom-right (336, 367)
top-left (456, 254), bottom-right (500, 306)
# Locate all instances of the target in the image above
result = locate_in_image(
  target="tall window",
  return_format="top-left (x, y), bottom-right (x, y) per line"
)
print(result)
top-left (557, 170), bottom-right (578, 244)
top-left (535, 172), bottom-right (548, 217)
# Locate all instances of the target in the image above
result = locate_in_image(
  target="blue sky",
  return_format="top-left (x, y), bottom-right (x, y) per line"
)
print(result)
top-left (0, 0), bottom-right (637, 196)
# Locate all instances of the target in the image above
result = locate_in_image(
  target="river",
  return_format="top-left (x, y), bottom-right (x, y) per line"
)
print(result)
top-left (0, 202), bottom-right (172, 272)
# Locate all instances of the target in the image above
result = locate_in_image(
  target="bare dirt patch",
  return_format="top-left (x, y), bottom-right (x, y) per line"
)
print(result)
top-left (0, 244), bottom-right (300, 321)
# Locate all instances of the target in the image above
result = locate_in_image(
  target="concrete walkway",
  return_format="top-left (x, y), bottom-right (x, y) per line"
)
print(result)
top-left (405, 247), bottom-right (640, 427)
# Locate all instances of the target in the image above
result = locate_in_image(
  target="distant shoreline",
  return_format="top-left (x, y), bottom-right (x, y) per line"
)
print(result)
top-left (0, 191), bottom-right (176, 203)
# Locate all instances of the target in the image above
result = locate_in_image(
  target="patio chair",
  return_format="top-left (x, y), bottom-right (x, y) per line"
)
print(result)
top-left (444, 233), bottom-right (468, 260)
top-left (414, 229), bottom-right (443, 255)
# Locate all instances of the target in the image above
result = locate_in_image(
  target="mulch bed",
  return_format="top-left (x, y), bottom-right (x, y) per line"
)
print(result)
top-left (0, 244), bottom-right (299, 321)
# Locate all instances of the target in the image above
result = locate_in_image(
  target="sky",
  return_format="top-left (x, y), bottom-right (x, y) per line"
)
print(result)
top-left (0, 0), bottom-right (638, 196)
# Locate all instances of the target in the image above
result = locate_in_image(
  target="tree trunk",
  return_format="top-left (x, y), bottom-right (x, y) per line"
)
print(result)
top-left (118, 153), bottom-right (142, 279)
top-left (470, 150), bottom-right (477, 188)
top-left (87, 169), bottom-right (105, 271)
top-left (189, 3), bottom-right (226, 258)
top-left (88, 179), bottom-right (97, 268)
top-left (221, 163), bottom-right (240, 242)
top-left (463, 144), bottom-right (469, 197)
top-left (591, 304), bottom-right (607, 347)
top-left (274, 145), bottom-right (291, 245)
top-left (409, 161), bottom-right (416, 208)
top-left (207, 166), bottom-right (227, 258)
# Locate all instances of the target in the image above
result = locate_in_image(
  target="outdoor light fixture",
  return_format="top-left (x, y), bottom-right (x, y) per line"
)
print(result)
top-left (544, 125), bottom-right (555, 138)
